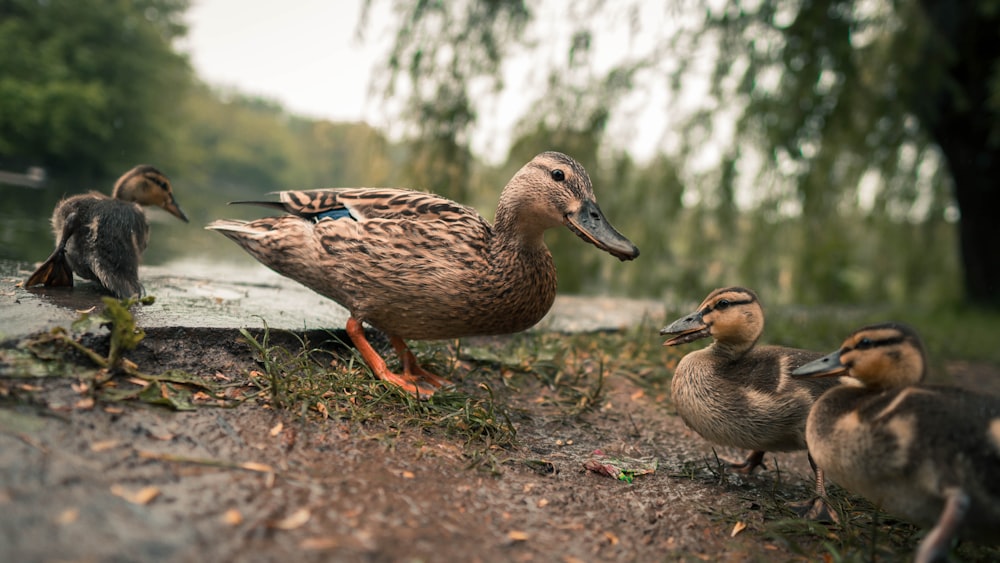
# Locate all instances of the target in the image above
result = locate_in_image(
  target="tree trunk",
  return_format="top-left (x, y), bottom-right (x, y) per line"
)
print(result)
top-left (917, 1), bottom-right (1000, 306)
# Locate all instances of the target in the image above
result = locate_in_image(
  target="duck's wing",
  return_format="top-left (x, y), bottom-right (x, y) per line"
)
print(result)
top-left (232, 188), bottom-right (480, 223)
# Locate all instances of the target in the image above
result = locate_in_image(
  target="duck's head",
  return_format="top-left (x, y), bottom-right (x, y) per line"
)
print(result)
top-left (112, 165), bottom-right (189, 222)
top-left (791, 323), bottom-right (926, 389)
top-left (660, 286), bottom-right (764, 347)
top-left (496, 152), bottom-right (639, 261)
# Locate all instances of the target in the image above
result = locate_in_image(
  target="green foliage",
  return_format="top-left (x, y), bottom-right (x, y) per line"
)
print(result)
top-left (0, 0), bottom-right (192, 180)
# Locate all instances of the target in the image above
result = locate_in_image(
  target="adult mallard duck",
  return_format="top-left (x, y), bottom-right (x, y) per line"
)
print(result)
top-left (793, 323), bottom-right (1000, 562)
top-left (25, 165), bottom-right (188, 299)
top-left (660, 287), bottom-right (840, 519)
top-left (207, 151), bottom-right (639, 397)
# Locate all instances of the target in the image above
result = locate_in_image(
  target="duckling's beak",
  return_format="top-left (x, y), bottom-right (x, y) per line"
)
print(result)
top-left (791, 350), bottom-right (848, 378)
top-left (162, 195), bottom-right (189, 223)
top-left (659, 312), bottom-right (710, 346)
top-left (565, 200), bottom-right (639, 261)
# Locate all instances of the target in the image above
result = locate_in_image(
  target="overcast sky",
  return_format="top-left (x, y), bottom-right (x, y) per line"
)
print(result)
top-left (182, 0), bottom-right (380, 123)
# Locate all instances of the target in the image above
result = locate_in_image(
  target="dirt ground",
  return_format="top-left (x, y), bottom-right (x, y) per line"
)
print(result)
top-left (2, 324), bottom-right (1000, 562)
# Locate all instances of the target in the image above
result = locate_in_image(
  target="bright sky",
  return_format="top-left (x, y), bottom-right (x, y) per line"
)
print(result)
top-left (183, 0), bottom-right (381, 124)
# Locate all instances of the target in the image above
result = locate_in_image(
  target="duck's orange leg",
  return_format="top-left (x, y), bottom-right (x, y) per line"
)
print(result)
top-left (390, 336), bottom-right (452, 389)
top-left (345, 317), bottom-right (444, 399)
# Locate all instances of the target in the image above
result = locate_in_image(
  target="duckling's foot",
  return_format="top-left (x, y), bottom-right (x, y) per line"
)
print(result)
top-left (789, 496), bottom-right (839, 523)
top-left (346, 317), bottom-right (447, 399)
top-left (25, 248), bottom-right (74, 289)
top-left (915, 489), bottom-right (968, 563)
top-left (728, 450), bottom-right (767, 474)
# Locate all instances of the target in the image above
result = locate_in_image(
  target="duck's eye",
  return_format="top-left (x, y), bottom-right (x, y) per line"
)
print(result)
top-left (551, 169), bottom-right (565, 182)
top-left (715, 299), bottom-right (730, 310)
top-left (856, 337), bottom-right (873, 350)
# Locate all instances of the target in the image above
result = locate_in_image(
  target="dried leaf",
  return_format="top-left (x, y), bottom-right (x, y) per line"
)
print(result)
top-left (74, 397), bottom-right (95, 410)
top-left (269, 422), bottom-right (284, 437)
top-left (604, 531), bottom-right (620, 545)
top-left (507, 530), bottom-right (529, 542)
top-left (399, 470), bottom-right (415, 479)
top-left (55, 507), bottom-right (79, 525)
top-left (223, 508), bottom-right (243, 525)
top-left (90, 439), bottom-right (119, 452)
top-left (300, 537), bottom-right (339, 550)
top-left (110, 485), bottom-right (160, 505)
top-left (537, 498), bottom-right (549, 508)
top-left (731, 521), bottom-right (747, 537)
top-left (239, 461), bottom-right (274, 473)
top-left (272, 508), bottom-right (310, 530)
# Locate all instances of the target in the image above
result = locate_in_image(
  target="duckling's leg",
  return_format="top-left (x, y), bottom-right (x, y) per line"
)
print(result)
top-left (730, 450), bottom-right (767, 474)
top-left (914, 488), bottom-right (968, 563)
top-left (25, 212), bottom-right (80, 289)
top-left (345, 317), bottom-right (440, 398)
top-left (790, 454), bottom-right (838, 522)
top-left (390, 337), bottom-right (452, 389)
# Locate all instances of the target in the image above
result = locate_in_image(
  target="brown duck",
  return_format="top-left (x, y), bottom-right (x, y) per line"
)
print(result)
top-left (207, 151), bottom-right (639, 398)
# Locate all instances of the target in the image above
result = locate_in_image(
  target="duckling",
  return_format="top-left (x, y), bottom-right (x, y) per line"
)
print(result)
top-left (660, 287), bottom-right (840, 518)
top-left (207, 152), bottom-right (639, 398)
top-left (25, 165), bottom-right (188, 299)
top-left (792, 323), bottom-right (1000, 562)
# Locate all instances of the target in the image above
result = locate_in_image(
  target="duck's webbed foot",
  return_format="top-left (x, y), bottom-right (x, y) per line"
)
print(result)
top-left (789, 496), bottom-right (838, 523)
top-left (728, 450), bottom-right (767, 474)
top-left (346, 317), bottom-right (451, 399)
top-left (25, 248), bottom-right (74, 289)
top-left (914, 488), bottom-right (968, 563)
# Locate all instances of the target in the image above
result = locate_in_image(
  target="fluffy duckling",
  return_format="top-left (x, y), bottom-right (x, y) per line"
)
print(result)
top-left (660, 287), bottom-right (841, 518)
top-left (207, 152), bottom-right (639, 398)
top-left (25, 165), bottom-right (188, 299)
top-left (793, 323), bottom-right (1000, 562)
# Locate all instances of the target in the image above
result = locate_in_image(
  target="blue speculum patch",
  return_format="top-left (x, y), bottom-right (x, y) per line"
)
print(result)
top-left (315, 208), bottom-right (354, 221)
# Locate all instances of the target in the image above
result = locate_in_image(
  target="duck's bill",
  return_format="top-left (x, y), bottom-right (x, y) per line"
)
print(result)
top-left (791, 350), bottom-right (848, 378)
top-left (659, 314), bottom-right (709, 346)
top-left (566, 200), bottom-right (639, 261)
top-left (163, 197), bottom-right (190, 223)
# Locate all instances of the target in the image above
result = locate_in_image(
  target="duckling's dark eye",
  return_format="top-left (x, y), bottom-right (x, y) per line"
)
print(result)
top-left (551, 169), bottom-right (565, 182)
top-left (856, 337), bottom-right (873, 350)
top-left (715, 299), bottom-right (731, 310)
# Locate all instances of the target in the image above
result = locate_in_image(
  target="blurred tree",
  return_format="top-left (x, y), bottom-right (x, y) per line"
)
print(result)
top-left (0, 0), bottom-right (191, 183)
top-left (363, 0), bottom-right (998, 306)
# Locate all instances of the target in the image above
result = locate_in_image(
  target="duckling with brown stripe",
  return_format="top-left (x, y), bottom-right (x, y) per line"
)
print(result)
top-left (661, 286), bottom-right (840, 519)
top-left (793, 323), bottom-right (1000, 562)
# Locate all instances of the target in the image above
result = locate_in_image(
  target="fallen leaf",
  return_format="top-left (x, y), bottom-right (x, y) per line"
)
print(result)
top-left (507, 530), bottom-right (529, 542)
top-left (110, 485), bottom-right (160, 505)
top-left (630, 389), bottom-right (645, 401)
top-left (316, 402), bottom-right (329, 419)
top-left (192, 391), bottom-right (212, 401)
top-left (272, 508), bottom-right (310, 530)
top-left (399, 470), bottom-right (415, 479)
top-left (71, 382), bottom-right (89, 394)
top-left (300, 537), bottom-right (339, 550)
top-left (55, 508), bottom-right (79, 525)
top-left (90, 439), bottom-right (119, 452)
top-left (74, 397), bottom-right (95, 410)
top-left (222, 508), bottom-right (243, 525)
top-left (731, 521), bottom-right (747, 537)
top-left (269, 422), bottom-right (284, 437)
top-left (604, 531), bottom-right (619, 545)
top-left (103, 406), bottom-right (124, 414)
top-left (537, 498), bottom-right (549, 508)
top-left (239, 461), bottom-right (275, 473)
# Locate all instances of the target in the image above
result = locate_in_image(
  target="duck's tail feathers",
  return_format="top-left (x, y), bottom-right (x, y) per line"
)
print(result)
top-left (24, 248), bottom-right (74, 289)
top-left (204, 219), bottom-right (263, 236)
